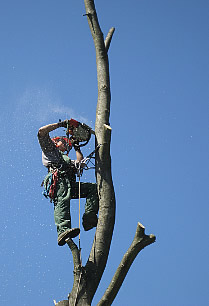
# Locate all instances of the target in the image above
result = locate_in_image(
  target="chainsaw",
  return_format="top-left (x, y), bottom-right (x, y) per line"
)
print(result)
top-left (61, 118), bottom-right (95, 148)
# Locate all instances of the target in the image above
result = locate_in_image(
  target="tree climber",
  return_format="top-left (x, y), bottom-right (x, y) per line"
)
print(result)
top-left (38, 120), bottom-right (99, 246)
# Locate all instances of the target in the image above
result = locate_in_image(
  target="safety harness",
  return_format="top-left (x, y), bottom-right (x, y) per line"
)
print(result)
top-left (42, 144), bottom-right (99, 203)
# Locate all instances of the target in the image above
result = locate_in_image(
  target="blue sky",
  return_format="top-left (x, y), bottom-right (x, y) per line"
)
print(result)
top-left (0, 0), bottom-right (208, 305)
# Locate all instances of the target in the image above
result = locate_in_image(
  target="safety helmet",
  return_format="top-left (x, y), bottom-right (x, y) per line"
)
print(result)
top-left (52, 136), bottom-right (72, 152)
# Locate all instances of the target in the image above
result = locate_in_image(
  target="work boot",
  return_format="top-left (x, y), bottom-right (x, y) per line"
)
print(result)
top-left (58, 228), bottom-right (80, 246)
top-left (82, 213), bottom-right (98, 231)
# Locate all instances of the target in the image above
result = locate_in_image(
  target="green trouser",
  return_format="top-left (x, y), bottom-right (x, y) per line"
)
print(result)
top-left (53, 175), bottom-right (99, 236)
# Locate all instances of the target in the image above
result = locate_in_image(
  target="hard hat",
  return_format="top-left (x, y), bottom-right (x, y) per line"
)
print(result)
top-left (52, 136), bottom-right (72, 152)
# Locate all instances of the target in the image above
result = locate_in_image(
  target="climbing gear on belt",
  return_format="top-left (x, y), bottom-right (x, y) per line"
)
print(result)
top-left (42, 170), bottom-right (59, 202)
top-left (42, 144), bottom-right (101, 202)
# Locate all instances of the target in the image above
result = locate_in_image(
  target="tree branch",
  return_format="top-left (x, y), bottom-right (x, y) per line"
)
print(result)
top-left (105, 27), bottom-right (115, 52)
top-left (66, 238), bottom-right (81, 271)
top-left (98, 223), bottom-right (156, 306)
top-left (66, 238), bottom-right (84, 305)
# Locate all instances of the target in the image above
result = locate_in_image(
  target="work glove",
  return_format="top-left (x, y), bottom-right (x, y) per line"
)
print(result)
top-left (58, 119), bottom-right (69, 128)
top-left (71, 139), bottom-right (80, 151)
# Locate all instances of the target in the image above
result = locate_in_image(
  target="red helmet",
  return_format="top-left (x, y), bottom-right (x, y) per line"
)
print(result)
top-left (52, 136), bottom-right (72, 152)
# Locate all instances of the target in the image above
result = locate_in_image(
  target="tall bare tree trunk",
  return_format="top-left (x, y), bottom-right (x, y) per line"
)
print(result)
top-left (84, 0), bottom-right (116, 297)
top-left (58, 1), bottom-right (116, 305)
top-left (55, 1), bottom-right (155, 305)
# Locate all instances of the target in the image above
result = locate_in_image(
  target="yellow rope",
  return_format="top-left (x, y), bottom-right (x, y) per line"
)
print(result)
top-left (73, 174), bottom-right (82, 306)
top-left (78, 174), bottom-right (81, 252)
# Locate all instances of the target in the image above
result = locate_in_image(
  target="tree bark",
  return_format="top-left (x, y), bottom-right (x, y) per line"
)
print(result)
top-left (81, 0), bottom-right (116, 302)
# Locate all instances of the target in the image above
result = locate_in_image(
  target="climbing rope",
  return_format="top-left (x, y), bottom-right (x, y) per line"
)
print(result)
top-left (73, 145), bottom-right (101, 306)
top-left (78, 172), bottom-right (81, 255)
top-left (73, 166), bottom-right (82, 306)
